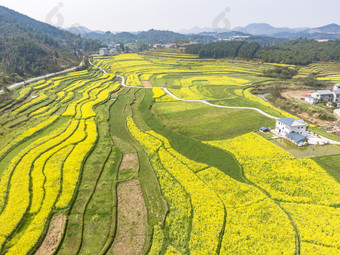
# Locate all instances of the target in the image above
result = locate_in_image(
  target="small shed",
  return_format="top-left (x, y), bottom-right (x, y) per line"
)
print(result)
top-left (305, 95), bottom-right (318, 104)
top-left (259, 126), bottom-right (270, 133)
top-left (326, 102), bottom-right (334, 108)
top-left (285, 133), bottom-right (308, 146)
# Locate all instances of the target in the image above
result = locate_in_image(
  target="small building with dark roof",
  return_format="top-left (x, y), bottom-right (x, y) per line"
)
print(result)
top-left (285, 133), bottom-right (308, 146)
top-left (259, 126), bottom-right (270, 132)
top-left (305, 95), bottom-right (319, 104)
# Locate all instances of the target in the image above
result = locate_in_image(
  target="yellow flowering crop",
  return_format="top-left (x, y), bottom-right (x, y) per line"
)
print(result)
top-left (16, 86), bottom-right (32, 101)
top-left (301, 242), bottom-right (340, 254)
top-left (206, 132), bottom-right (340, 205)
top-left (164, 245), bottom-right (181, 254)
top-left (14, 92), bottom-right (48, 114)
top-left (198, 167), bottom-right (295, 254)
top-left (168, 87), bottom-right (204, 100)
top-left (283, 203), bottom-right (340, 249)
top-left (7, 146), bottom-right (73, 255)
top-left (148, 224), bottom-right (165, 255)
top-left (29, 106), bottom-right (49, 117)
top-left (29, 120), bottom-right (84, 213)
top-left (127, 117), bottom-right (225, 254)
top-left (152, 87), bottom-right (166, 98)
top-left (60, 91), bottom-right (74, 104)
top-left (81, 82), bottom-right (120, 119)
top-left (0, 119), bottom-right (78, 249)
top-left (56, 118), bottom-right (97, 208)
top-left (0, 116), bottom-right (59, 161)
top-left (33, 105), bottom-right (60, 118)
top-left (126, 73), bottom-right (142, 86)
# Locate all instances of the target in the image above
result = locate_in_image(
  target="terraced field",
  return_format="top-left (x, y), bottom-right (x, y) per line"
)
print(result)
top-left (0, 51), bottom-right (339, 254)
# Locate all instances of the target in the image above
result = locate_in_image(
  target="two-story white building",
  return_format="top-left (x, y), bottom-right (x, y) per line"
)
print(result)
top-left (332, 90), bottom-right (340, 102)
top-left (99, 48), bottom-right (109, 56)
top-left (275, 118), bottom-right (309, 146)
top-left (275, 118), bottom-right (308, 136)
top-left (311, 90), bottom-right (334, 102)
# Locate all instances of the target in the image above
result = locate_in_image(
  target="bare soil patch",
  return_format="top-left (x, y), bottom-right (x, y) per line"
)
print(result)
top-left (111, 88), bottom-right (124, 97)
top-left (120, 153), bottom-right (138, 170)
top-left (282, 90), bottom-right (313, 100)
top-left (108, 179), bottom-right (147, 255)
top-left (141, 80), bottom-right (152, 88)
top-left (35, 215), bottom-right (67, 255)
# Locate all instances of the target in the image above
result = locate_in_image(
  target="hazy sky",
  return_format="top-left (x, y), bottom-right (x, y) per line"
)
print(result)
top-left (1, 0), bottom-right (340, 32)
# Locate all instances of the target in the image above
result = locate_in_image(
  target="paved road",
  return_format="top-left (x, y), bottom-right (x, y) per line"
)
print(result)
top-left (89, 60), bottom-right (279, 119)
top-left (115, 74), bottom-right (279, 120)
top-left (0, 62), bottom-right (83, 94)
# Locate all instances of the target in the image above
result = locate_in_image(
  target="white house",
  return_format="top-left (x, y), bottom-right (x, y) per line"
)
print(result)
top-left (99, 48), bottom-right (109, 56)
top-left (311, 90), bottom-right (334, 102)
top-left (332, 90), bottom-right (340, 102)
top-left (305, 95), bottom-right (319, 104)
top-left (109, 48), bottom-right (118, 55)
top-left (275, 118), bottom-right (308, 136)
top-left (333, 83), bottom-right (340, 91)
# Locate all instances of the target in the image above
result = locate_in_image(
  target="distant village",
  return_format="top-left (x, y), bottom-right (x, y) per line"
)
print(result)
top-left (304, 83), bottom-right (340, 117)
top-left (98, 42), bottom-right (198, 56)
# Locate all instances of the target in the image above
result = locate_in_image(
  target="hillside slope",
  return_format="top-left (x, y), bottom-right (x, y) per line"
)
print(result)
top-left (0, 6), bottom-right (101, 86)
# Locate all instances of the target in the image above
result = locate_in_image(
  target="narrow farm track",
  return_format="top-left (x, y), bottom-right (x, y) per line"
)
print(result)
top-left (119, 74), bottom-right (279, 120)
top-left (89, 60), bottom-right (279, 119)
top-left (0, 61), bottom-right (84, 94)
top-left (90, 61), bottom-right (340, 146)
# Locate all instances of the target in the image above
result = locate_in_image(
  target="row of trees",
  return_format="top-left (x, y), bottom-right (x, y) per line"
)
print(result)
top-left (186, 41), bottom-right (260, 59)
top-left (185, 39), bottom-right (340, 65)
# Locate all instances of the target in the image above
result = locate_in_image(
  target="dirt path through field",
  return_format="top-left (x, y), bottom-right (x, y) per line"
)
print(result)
top-left (35, 215), bottom-right (67, 255)
top-left (141, 80), bottom-right (153, 88)
top-left (108, 178), bottom-right (147, 255)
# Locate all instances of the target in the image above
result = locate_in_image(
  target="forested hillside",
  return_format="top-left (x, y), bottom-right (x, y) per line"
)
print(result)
top-left (186, 39), bottom-right (340, 65)
top-left (84, 29), bottom-right (215, 45)
top-left (0, 6), bottom-right (102, 86)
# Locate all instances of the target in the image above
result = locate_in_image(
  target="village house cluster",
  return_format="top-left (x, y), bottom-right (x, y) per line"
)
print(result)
top-left (99, 44), bottom-right (120, 56)
top-left (305, 83), bottom-right (340, 106)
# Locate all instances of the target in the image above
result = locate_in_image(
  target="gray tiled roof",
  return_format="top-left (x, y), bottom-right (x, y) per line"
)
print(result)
top-left (278, 118), bottom-right (295, 126)
top-left (314, 90), bottom-right (333, 95)
top-left (277, 118), bottom-right (305, 127)
top-left (285, 133), bottom-right (307, 143)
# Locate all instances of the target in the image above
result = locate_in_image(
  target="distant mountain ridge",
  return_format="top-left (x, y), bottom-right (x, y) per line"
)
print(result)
top-left (178, 23), bottom-right (340, 40)
top-left (306, 23), bottom-right (340, 34)
top-left (233, 23), bottom-right (308, 36)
